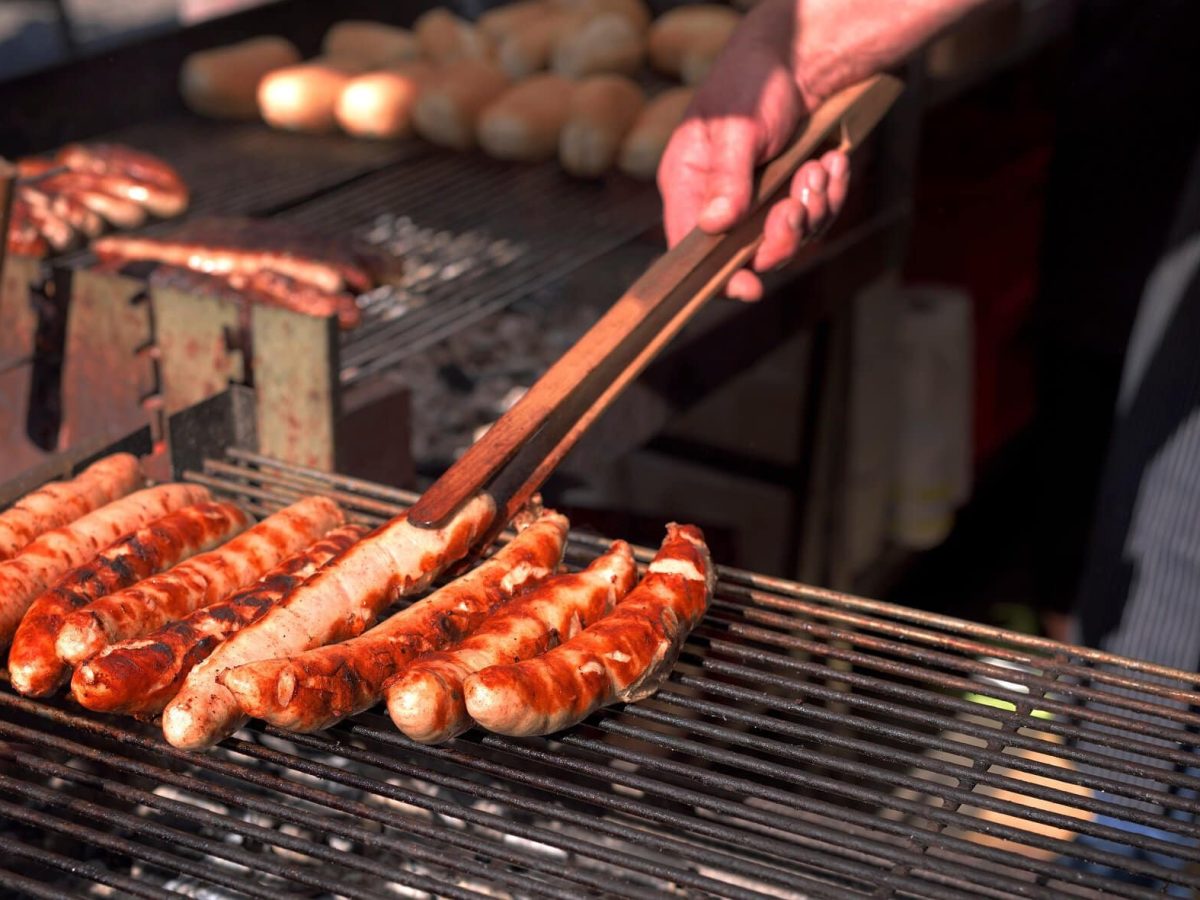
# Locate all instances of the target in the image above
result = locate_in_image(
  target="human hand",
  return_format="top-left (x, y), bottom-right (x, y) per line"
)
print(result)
top-left (657, 0), bottom-right (850, 301)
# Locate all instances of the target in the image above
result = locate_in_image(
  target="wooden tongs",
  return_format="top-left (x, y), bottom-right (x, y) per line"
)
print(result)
top-left (409, 75), bottom-right (904, 541)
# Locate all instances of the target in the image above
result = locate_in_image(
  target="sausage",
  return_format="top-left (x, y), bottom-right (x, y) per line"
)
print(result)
top-left (0, 454), bottom-right (143, 562)
top-left (463, 524), bottom-right (714, 736)
top-left (551, 13), bottom-right (645, 78)
top-left (181, 37), bottom-right (302, 119)
top-left (22, 197), bottom-right (76, 251)
top-left (54, 495), bottom-right (345, 667)
top-left (56, 143), bottom-right (186, 191)
top-left (71, 523), bottom-right (367, 717)
top-left (236, 269), bottom-right (362, 330)
top-left (15, 157), bottom-right (56, 178)
top-left (414, 9), bottom-right (492, 64)
top-left (477, 1), bottom-right (551, 43)
top-left (617, 87), bottom-right (694, 180)
top-left (336, 61), bottom-right (436, 139)
top-left (646, 4), bottom-right (740, 78)
top-left (7, 199), bottom-right (50, 257)
top-left (161, 493), bottom-right (494, 750)
top-left (477, 74), bottom-right (575, 163)
top-left (92, 235), bottom-right (351, 295)
top-left (412, 61), bottom-right (511, 151)
top-left (30, 172), bottom-right (148, 230)
top-left (20, 185), bottom-right (103, 239)
top-left (257, 59), bottom-right (363, 134)
top-left (558, 74), bottom-right (644, 177)
top-left (220, 510), bottom-right (566, 733)
top-left (322, 21), bottom-right (420, 68)
top-left (7, 501), bottom-right (249, 697)
top-left (0, 484), bottom-right (211, 648)
top-left (387, 539), bottom-right (635, 743)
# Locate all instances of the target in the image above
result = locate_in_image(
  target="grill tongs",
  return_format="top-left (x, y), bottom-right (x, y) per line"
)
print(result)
top-left (409, 75), bottom-right (903, 541)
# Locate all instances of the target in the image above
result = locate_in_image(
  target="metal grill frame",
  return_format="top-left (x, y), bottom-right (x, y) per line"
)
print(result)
top-left (4, 447), bottom-right (1200, 898)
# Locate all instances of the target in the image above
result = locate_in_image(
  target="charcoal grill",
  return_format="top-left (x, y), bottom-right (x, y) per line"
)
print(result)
top-left (3, 443), bottom-right (1200, 898)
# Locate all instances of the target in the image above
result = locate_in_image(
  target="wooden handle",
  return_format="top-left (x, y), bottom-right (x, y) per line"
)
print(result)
top-left (410, 74), bottom-right (904, 530)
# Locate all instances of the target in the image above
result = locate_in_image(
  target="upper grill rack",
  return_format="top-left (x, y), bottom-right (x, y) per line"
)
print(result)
top-left (3, 448), bottom-right (1200, 898)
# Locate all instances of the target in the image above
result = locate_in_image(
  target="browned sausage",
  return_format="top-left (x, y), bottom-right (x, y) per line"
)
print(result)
top-left (72, 523), bottom-right (367, 716)
top-left (387, 539), bottom-right (635, 743)
top-left (55, 496), bottom-right (344, 666)
top-left (56, 143), bottom-right (186, 191)
top-left (464, 524), bottom-right (713, 736)
top-left (0, 454), bottom-right (144, 562)
top-left (7, 502), bottom-right (249, 697)
top-left (161, 494), bottom-right (494, 750)
top-left (220, 510), bottom-right (567, 733)
top-left (0, 484), bottom-right (211, 648)
top-left (31, 171), bottom-right (149, 229)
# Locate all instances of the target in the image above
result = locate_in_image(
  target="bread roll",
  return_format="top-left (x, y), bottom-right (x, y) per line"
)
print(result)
top-left (496, 10), bottom-right (572, 79)
top-left (551, 12), bottom-right (645, 78)
top-left (181, 36), bottom-right (301, 119)
top-left (647, 5), bottom-right (740, 77)
top-left (678, 22), bottom-right (738, 84)
top-left (617, 86), bottom-right (693, 180)
top-left (322, 21), bottom-right (420, 68)
top-left (559, 74), bottom-right (644, 177)
top-left (413, 60), bottom-right (511, 150)
top-left (552, 0), bottom-right (651, 31)
top-left (336, 61), bottom-right (436, 139)
top-left (477, 73), bottom-right (575, 162)
top-left (258, 58), bottom-right (360, 133)
top-left (415, 8), bottom-right (492, 63)
top-left (477, 0), bottom-right (551, 42)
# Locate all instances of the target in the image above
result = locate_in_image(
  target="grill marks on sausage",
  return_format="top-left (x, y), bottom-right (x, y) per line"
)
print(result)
top-left (0, 483), bottom-right (212, 649)
top-left (161, 494), bottom-right (494, 750)
top-left (0, 454), bottom-right (144, 561)
top-left (385, 539), bottom-right (636, 743)
top-left (71, 523), bottom-right (366, 717)
top-left (463, 524), bottom-right (713, 737)
top-left (7, 501), bottom-right (249, 697)
top-left (220, 511), bottom-right (567, 733)
top-left (54, 496), bottom-right (345, 666)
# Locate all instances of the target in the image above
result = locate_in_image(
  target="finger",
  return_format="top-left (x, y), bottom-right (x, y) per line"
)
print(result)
top-left (791, 160), bottom-right (829, 234)
top-left (753, 198), bottom-right (805, 273)
top-left (726, 269), bottom-right (763, 302)
top-left (822, 149), bottom-right (850, 218)
top-left (659, 118), bottom-right (713, 249)
top-left (697, 117), bottom-right (759, 234)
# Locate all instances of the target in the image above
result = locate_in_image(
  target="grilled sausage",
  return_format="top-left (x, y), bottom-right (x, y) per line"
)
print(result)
top-left (7, 199), bottom-right (51, 257)
top-left (322, 21), bottom-right (420, 68)
top-left (93, 235), bottom-right (350, 295)
top-left (181, 36), bottom-right (302, 120)
top-left (387, 538), bottom-right (635, 743)
top-left (477, 74), bottom-right (575, 163)
top-left (72, 523), bottom-right (367, 717)
top-left (54, 495), bottom-right (344, 667)
top-left (558, 74), bottom-right (644, 177)
top-left (30, 172), bottom-right (148, 229)
top-left (464, 524), bottom-right (714, 736)
top-left (0, 454), bottom-right (144, 562)
top-left (161, 494), bottom-right (494, 750)
top-left (20, 185), bottom-right (104, 238)
top-left (412, 60), bottom-right (510, 151)
top-left (56, 144), bottom-right (189, 217)
top-left (236, 269), bottom-right (362, 330)
top-left (336, 62), bottom-right (436, 140)
top-left (0, 484), bottom-right (211, 648)
top-left (617, 87), bottom-right (693, 180)
top-left (8, 502), bottom-right (249, 697)
top-left (22, 198), bottom-right (76, 252)
top-left (221, 510), bottom-right (566, 733)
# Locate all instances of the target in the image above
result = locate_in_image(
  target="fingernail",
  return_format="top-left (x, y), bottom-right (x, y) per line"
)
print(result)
top-left (703, 197), bottom-right (731, 221)
top-left (799, 187), bottom-right (810, 207)
top-left (807, 166), bottom-right (828, 191)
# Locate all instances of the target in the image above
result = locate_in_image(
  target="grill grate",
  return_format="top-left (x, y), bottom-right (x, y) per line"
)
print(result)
top-left (4, 448), bottom-right (1200, 898)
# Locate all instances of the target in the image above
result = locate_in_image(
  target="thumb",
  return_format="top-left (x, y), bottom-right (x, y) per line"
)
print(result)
top-left (697, 116), bottom-right (759, 234)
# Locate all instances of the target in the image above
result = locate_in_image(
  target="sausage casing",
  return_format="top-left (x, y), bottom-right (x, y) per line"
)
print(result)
top-left (464, 524), bottom-right (713, 736)
top-left (387, 538), bottom-right (635, 743)
top-left (7, 501), bottom-right (249, 697)
top-left (72, 523), bottom-right (367, 716)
